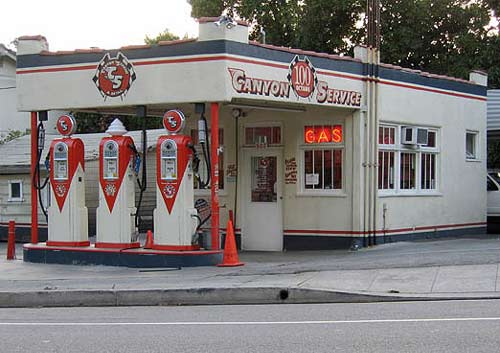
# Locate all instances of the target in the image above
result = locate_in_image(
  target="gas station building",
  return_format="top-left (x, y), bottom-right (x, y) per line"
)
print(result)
top-left (16, 18), bottom-right (488, 253)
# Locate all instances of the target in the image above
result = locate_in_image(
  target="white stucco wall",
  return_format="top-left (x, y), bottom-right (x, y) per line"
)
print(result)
top-left (376, 84), bottom-right (487, 233)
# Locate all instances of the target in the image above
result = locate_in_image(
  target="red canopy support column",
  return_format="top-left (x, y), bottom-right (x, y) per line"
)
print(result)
top-left (210, 102), bottom-right (220, 250)
top-left (30, 111), bottom-right (38, 244)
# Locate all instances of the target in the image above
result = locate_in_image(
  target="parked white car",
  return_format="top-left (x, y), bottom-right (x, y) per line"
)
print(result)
top-left (487, 171), bottom-right (500, 217)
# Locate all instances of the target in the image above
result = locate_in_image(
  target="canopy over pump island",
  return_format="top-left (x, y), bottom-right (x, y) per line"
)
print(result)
top-left (16, 17), bottom-right (488, 267)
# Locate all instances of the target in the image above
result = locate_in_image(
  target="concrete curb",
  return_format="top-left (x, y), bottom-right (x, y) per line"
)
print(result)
top-left (2, 287), bottom-right (500, 308)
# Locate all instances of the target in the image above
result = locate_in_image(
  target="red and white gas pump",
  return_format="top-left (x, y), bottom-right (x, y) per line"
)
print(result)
top-left (47, 115), bottom-right (89, 247)
top-left (153, 110), bottom-right (200, 250)
top-left (95, 119), bottom-right (140, 248)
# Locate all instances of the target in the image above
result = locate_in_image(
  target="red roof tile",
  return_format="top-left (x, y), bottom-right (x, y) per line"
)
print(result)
top-left (18, 35), bottom-right (47, 42)
top-left (249, 41), bottom-right (361, 63)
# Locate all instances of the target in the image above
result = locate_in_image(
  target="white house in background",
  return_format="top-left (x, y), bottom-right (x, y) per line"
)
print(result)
top-left (487, 90), bottom-right (500, 139)
top-left (0, 44), bottom-right (30, 137)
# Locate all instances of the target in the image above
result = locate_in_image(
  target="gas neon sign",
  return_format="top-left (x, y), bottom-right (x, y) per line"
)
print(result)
top-left (304, 125), bottom-right (343, 144)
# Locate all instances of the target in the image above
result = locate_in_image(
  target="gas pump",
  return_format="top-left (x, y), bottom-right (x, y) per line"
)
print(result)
top-left (152, 110), bottom-right (200, 250)
top-left (95, 119), bottom-right (140, 248)
top-left (47, 115), bottom-right (89, 247)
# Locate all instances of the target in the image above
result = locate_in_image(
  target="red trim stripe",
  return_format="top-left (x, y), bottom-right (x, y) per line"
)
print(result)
top-left (380, 79), bottom-right (487, 102)
top-left (284, 221), bottom-right (487, 236)
top-left (133, 55), bottom-right (227, 67)
top-left (0, 222), bottom-right (47, 228)
top-left (94, 242), bottom-right (141, 249)
top-left (16, 54), bottom-right (485, 101)
top-left (46, 240), bottom-right (91, 247)
top-left (151, 244), bottom-right (201, 251)
top-left (317, 69), bottom-right (363, 81)
top-left (18, 64), bottom-right (97, 74)
top-left (23, 243), bottom-right (222, 255)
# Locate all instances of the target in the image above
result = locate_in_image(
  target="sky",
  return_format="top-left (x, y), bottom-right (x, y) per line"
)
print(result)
top-left (1, 0), bottom-right (199, 52)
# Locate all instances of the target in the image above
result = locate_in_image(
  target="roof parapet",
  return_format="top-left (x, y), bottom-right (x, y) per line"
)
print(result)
top-left (17, 35), bottom-right (49, 55)
top-left (197, 16), bottom-right (249, 44)
top-left (470, 70), bottom-right (488, 87)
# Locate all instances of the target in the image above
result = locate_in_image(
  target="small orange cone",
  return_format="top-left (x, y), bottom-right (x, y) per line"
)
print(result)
top-left (217, 219), bottom-right (244, 267)
top-left (144, 230), bottom-right (154, 249)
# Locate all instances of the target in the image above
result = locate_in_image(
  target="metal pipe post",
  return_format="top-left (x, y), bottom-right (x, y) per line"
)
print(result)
top-left (210, 102), bottom-right (220, 250)
top-left (30, 111), bottom-right (38, 244)
top-left (7, 220), bottom-right (16, 260)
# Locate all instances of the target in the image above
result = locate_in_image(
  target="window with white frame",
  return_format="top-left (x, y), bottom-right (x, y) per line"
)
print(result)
top-left (465, 131), bottom-right (478, 160)
top-left (190, 128), bottom-right (224, 190)
top-left (378, 125), bottom-right (439, 194)
top-left (301, 124), bottom-right (343, 191)
top-left (8, 180), bottom-right (23, 201)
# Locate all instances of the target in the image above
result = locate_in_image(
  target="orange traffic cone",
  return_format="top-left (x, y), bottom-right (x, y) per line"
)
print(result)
top-left (144, 230), bottom-right (154, 249)
top-left (217, 219), bottom-right (244, 267)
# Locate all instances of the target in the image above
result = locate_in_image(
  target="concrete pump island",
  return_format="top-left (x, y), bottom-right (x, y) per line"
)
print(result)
top-left (15, 16), bottom-right (488, 267)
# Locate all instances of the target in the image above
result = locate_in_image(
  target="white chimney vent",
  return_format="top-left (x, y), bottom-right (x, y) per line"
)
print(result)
top-left (16, 35), bottom-right (49, 55)
top-left (197, 16), bottom-right (250, 44)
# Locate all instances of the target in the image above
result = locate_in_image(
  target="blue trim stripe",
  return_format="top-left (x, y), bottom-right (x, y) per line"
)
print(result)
top-left (225, 41), bottom-right (364, 76)
top-left (17, 39), bottom-right (486, 98)
top-left (379, 66), bottom-right (486, 98)
top-left (16, 40), bottom-right (226, 69)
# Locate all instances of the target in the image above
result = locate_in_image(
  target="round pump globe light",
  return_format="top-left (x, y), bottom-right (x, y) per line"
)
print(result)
top-left (162, 110), bottom-right (186, 134)
top-left (106, 118), bottom-right (128, 136)
top-left (56, 115), bottom-right (78, 136)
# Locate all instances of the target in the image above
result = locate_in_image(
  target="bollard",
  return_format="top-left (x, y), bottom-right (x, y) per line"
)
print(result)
top-left (7, 220), bottom-right (16, 260)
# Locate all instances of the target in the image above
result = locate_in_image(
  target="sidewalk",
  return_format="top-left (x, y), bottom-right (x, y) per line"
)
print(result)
top-left (1, 235), bottom-right (500, 307)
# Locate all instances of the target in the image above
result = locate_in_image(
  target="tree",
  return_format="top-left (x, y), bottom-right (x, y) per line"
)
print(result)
top-left (189, 0), bottom-right (500, 87)
top-left (298, 0), bottom-right (364, 55)
top-left (144, 29), bottom-right (181, 45)
top-left (74, 112), bottom-right (162, 134)
top-left (190, 0), bottom-right (363, 54)
top-left (0, 130), bottom-right (26, 144)
top-left (379, 0), bottom-right (493, 79)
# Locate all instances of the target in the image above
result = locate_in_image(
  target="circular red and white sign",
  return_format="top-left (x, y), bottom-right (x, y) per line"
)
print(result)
top-left (162, 110), bottom-right (186, 134)
top-left (56, 115), bottom-right (77, 136)
top-left (290, 61), bottom-right (315, 98)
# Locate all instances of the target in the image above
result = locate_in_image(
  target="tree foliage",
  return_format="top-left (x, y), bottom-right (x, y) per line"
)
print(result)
top-left (74, 112), bottom-right (162, 134)
top-left (144, 28), bottom-right (182, 45)
top-left (189, 0), bottom-right (500, 87)
top-left (0, 130), bottom-right (26, 144)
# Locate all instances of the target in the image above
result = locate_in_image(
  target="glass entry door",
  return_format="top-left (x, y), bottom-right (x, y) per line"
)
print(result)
top-left (242, 150), bottom-right (283, 251)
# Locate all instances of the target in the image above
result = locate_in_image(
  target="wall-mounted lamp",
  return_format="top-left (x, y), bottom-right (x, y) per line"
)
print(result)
top-left (214, 15), bottom-right (237, 29)
top-left (231, 108), bottom-right (243, 118)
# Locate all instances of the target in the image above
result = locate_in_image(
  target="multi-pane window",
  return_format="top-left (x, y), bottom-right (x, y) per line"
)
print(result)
top-left (378, 124), bottom-right (439, 194)
top-left (245, 126), bottom-right (282, 146)
top-left (378, 126), bottom-right (396, 190)
top-left (302, 124), bottom-right (343, 192)
top-left (190, 129), bottom-right (224, 190)
top-left (304, 149), bottom-right (342, 190)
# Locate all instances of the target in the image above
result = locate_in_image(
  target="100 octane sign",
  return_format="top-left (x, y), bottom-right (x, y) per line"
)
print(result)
top-left (228, 55), bottom-right (361, 108)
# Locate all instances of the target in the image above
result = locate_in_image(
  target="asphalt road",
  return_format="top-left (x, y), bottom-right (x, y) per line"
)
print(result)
top-left (1, 300), bottom-right (500, 352)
